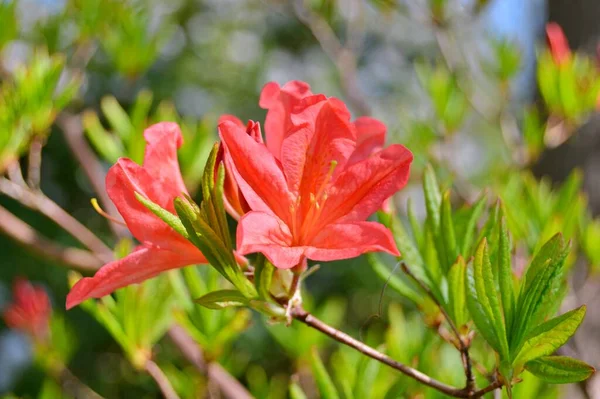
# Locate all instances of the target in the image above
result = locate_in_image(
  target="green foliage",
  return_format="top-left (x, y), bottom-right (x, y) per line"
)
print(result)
top-left (83, 90), bottom-right (214, 193)
top-left (537, 50), bottom-right (600, 123)
top-left (525, 356), bottom-right (595, 384)
top-left (71, 269), bottom-right (177, 369)
top-left (0, 50), bottom-right (79, 172)
top-left (417, 63), bottom-right (468, 133)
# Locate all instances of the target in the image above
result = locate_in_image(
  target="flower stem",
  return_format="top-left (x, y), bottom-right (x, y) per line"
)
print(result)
top-left (291, 305), bottom-right (502, 398)
top-left (145, 359), bottom-right (180, 399)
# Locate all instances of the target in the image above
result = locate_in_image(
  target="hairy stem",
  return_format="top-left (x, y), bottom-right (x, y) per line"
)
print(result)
top-left (145, 359), bottom-right (181, 399)
top-left (291, 305), bottom-right (502, 398)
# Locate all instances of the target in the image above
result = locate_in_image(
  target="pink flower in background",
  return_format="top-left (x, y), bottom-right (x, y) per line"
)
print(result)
top-left (66, 123), bottom-right (207, 310)
top-left (546, 22), bottom-right (571, 66)
top-left (220, 91), bottom-right (412, 269)
top-left (3, 278), bottom-right (51, 340)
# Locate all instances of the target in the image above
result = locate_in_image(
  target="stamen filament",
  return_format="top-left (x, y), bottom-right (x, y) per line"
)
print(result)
top-left (91, 198), bottom-right (127, 226)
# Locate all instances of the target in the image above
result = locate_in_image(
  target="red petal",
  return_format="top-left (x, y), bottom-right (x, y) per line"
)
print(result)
top-left (66, 244), bottom-right (205, 309)
top-left (546, 23), bottom-right (571, 65)
top-left (141, 123), bottom-right (188, 205)
top-left (349, 117), bottom-right (386, 165)
top-left (107, 159), bottom-right (190, 249)
top-left (218, 114), bottom-right (245, 129)
top-left (259, 81), bottom-right (313, 159)
top-left (236, 211), bottom-right (304, 269)
top-left (219, 121), bottom-right (293, 223)
top-left (306, 221), bottom-right (399, 260)
top-left (321, 144), bottom-right (413, 225)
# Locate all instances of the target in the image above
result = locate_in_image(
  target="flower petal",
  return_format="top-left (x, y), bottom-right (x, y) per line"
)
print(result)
top-left (140, 122), bottom-right (188, 206)
top-left (219, 120), bottom-right (293, 223)
top-left (259, 81), bottom-right (313, 159)
top-left (107, 159), bottom-right (190, 248)
top-left (306, 221), bottom-right (399, 260)
top-left (66, 245), bottom-right (205, 309)
top-left (321, 144), bottom-right (413, 225)
top-left (236, 211), bottom-right (304, 269)
top-left (349, 116), bottom-right (386, 165)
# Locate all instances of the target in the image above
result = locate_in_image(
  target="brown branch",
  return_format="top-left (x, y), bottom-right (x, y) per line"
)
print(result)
top-left (0, 204), bottom-right (102, 272)
top-left (27, 136), bottom-right (44, 189)
top-left (58, 367), bottom-right (106, 399)
top-left (292, 305), bottom-right (501, 398)
top-left (167, 325), bottom-right (253, 399)
top-left (401, 263), bottom-right (475, 393)
top-left (56, 113), bottom-right (129, 238)
top-left (145, 359), bottom-right (181, 399)
top-left (0, 177), bottom-right (113, 262)
top-left (291, 0), bottom-right (371, 116)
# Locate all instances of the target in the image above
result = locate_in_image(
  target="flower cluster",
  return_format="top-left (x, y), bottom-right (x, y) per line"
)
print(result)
top-left (67, 81), bottom-right (413, 308)
top-left (3, 278), bottom-right (52, 340)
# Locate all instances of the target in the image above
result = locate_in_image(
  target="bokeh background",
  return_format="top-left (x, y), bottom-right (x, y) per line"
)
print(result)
top-left (1, 0), bottom-right (600, 398)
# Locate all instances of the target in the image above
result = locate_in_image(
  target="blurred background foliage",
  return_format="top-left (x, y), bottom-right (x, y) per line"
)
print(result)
top-left (1, 0), bottom-right (600, 398)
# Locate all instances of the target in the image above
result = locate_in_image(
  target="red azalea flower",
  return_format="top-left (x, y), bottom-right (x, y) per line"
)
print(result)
top-left (219, 94), bottom-right (413, 269)
top-left (3, 278), bottom-right (51, 340)
top-left (220, 81), bottom-right (388, 219)
top-left (546, 22), bottom-right (571, 66)
top-left (66, 123), bottom-right (207, 309)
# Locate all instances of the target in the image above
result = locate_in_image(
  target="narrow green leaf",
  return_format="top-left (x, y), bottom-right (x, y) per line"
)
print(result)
top-left (474, 201), bottom-right (500, 252)
top-left (440, 190), bottom-right (458, 270)
top-left (195, 290), bottom-right (248, 310)
top-left (407, 198), bottom-right (423, 248)
top-left (498, 217), bottom-right (515, 332)
top-left (448, 256), bottom-right (467, 327)
top-left (310, 347), bottom-right (340, 399)
top-left (459, 193), bottom-right (487, 257)
top-left (353, 348), bottom-right (381, 399)
top-left (522, 233), bottom-right (566, 293)
top-left (100, 96), bottom-right (134, 142)
top-left (525, 356), bottom-right (594, 384)
top-left (513, 306), bottom-right (585, 366)
top-left (82, 111), bottom-right (123, 162)
top-left (135, 192), bottom-right (187, 237)
top-left (254, 255), bottom-right (275, 301)
top-left (289, 383), bottom-right (308, 399)
top-left (423, 164), bottom-right (442, 231)
top-left (475, 239), bottom-right (509, 360)
top-left (466, 258), bottom-right (502, 353)
top-left (512, 235), bottom-right (570, 347)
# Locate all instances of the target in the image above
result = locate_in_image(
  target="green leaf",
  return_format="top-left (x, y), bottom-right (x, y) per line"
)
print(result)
top-left (458, 193), bottom-right (488, 258)
top-left (448, 256), bottom-right (467, 327)
top-left (476, 239), bottom-right (509, 359)
top-left (195, 290), bottom-right (248, 310)
top-left (466, 240), bottom-right (509, 358)
top-left (512, 234), bottom-right (570, 347)
top-left (82, 110), bottom-right (123, 162)
top-left (135, 192), bottom-right (187, 238)
top-left (254, 255), bottom-right (275, 301)
top-left (513, 306), bottom-right (585, 366)
top-left (467, 258), bottom-right (502, 353)
top-left (353, 348), bottom-right (381, 399)
top-left (522, 233), bottom-right (566, 293)
top-left (289, 383), bottom-right (308, 399)
top-left (525, 356), bottom-right (595, 384)
top-left (440, 191), bottom-right (458, 271)
top-left (498, 217), bottom-right (515, 332)
top-left (310, 347), bottom-right (340, 399)
top-left (423, 164), bottom-right (442, 231)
